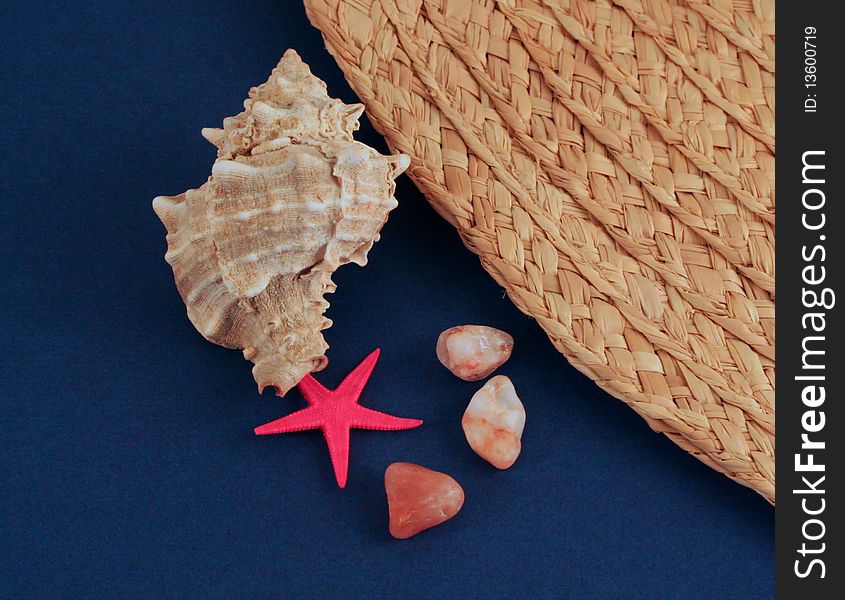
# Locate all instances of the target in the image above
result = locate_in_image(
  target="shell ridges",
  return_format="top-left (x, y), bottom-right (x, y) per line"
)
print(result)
top-left (153, 50), bottom-right (408, 396)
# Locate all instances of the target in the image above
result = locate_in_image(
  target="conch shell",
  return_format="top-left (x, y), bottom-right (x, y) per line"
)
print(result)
top-left (153, 50), bottom-right (409, 396)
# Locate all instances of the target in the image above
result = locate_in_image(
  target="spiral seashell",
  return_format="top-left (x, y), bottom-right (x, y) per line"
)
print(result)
top-left (153, 50), bottom-right (409, 396)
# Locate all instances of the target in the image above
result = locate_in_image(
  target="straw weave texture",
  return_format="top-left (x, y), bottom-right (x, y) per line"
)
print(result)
top-left (304, 0), bottom-right (775, 502)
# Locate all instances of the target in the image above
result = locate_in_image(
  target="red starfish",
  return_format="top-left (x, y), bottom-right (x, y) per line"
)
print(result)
top-left (254, 349), bottom-right (423, 488)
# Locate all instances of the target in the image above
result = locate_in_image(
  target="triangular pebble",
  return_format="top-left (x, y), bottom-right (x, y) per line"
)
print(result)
top-left (385, 462), bottom-right (464, 539)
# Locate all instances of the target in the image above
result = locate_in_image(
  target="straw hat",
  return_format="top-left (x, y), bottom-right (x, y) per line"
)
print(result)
top-left (304, 0), bottom-right (775, 503)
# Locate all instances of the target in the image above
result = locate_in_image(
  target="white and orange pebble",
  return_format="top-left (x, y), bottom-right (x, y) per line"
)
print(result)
top-left (462, 375), bottom-right (525, 469)
top-left (436, 325), bottom-right (514, 381)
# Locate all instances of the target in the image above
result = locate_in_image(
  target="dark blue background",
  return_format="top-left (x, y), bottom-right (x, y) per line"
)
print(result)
top-left (1, 2), bottom-right (773, 598)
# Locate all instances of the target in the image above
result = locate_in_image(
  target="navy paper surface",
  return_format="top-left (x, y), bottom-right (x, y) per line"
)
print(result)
top-left (1, 2), bottom-right (773, 598)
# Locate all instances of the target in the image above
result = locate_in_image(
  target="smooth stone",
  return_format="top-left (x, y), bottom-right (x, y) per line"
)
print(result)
top-left (385, 462), bottom-right (465, 539)
top-left (462, 375), bottom-right (525, 469)
top-left (436, 325), bottom-right (514, 381)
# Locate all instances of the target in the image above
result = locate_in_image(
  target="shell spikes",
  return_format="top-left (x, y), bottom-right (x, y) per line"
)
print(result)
top-left (153, 50), bottom-right (409, 396)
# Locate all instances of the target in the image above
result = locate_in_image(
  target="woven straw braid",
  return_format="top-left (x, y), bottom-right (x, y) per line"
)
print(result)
top-left (304, 0), bottom-right (775, 503)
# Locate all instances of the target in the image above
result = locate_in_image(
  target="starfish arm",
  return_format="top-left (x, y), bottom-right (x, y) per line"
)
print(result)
top-left (335, 349), bottom-right (380, 401)
top-left (321, 421), bottom-right (351, 488)
top-left (349, 405), bottom-right (423, 431)
top-left (253, 406), bottom-right (323, 435)
top-left (296, 374), bottom-right (332, 406)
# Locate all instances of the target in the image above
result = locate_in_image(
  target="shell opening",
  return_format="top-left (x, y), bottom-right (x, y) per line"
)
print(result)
top-left (255, 353), bottom-right (329, 397)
